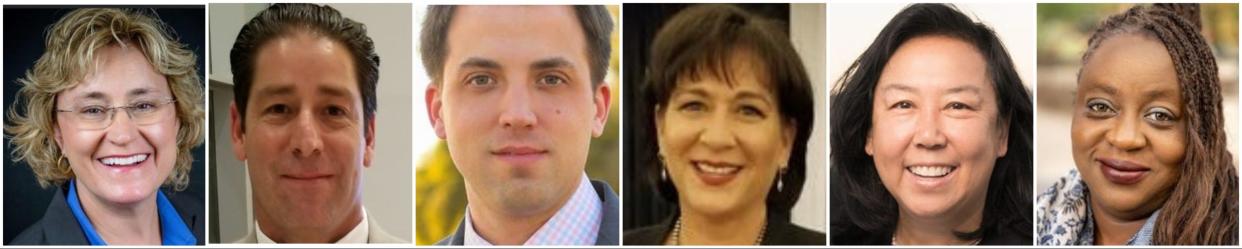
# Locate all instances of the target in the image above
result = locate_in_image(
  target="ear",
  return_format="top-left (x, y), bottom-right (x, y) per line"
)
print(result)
top-left (53, 124), bottom-right (63, 152)
top-left (864, 129), bottom-right (875, 156)
top-left (996, 116), bottom-right (1010, 158)
top-left (426, 83), bottom-right (447, 139)
top-left (778, 120), bottom-right (796, 169)
top-left (229, 103), bottom-right (248, 161)
top-left (363, 117), bottom-right (377, 167)
top-left (590, 83), bottom-right (612, 137)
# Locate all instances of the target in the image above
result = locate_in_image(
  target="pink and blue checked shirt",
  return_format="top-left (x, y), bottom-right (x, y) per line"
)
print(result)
top-left (463, 173), bottom-right (602, 245)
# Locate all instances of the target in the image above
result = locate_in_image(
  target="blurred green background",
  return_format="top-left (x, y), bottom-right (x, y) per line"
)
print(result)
top-left (1035, 3), bottom-right (1239, 191)
top-left (413, 5), bottom-right (621, 245)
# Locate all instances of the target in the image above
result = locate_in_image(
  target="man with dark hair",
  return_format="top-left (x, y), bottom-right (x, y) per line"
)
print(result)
top-left (421, 5), bottom-right (618, 245)
top-left (227, 3), bottom-right (402, 243)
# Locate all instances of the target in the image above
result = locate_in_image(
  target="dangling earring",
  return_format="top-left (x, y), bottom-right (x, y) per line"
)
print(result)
top-left (776, 166), bottom-right (787, 192)
top-left (658, 153), bottom-right (668, 182)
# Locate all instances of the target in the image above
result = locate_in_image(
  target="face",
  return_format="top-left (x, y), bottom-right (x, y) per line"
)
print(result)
top-left (1072, 33), bottom-right (1184, 220)
top-left (655, 52), bottom-right (793, 217)
top-left (867, 36), bottom-right (1008, 219)
top-left (425, 6), bottom-right (610, 215)
top-left (230, 32), bottom-right (375, 231)
top-left (54, 44), bottom-right (179, 205)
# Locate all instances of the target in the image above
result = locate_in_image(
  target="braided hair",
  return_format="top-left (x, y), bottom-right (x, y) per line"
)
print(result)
top-left (1081, 3), bottom-right (1238, 245)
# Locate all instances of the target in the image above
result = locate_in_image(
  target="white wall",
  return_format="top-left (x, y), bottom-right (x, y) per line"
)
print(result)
top-left (790, 3), bottom-right (827, 233)
top-left (207, 3), bottom-right (413, 242)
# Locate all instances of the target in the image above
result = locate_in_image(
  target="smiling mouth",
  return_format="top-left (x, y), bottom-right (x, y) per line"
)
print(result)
top-left (98, 154), bottom-right (149, 167)
top-left (691, 160), bottom-right (743, 186)
top-left (906, 165), bottom-right (956, 178)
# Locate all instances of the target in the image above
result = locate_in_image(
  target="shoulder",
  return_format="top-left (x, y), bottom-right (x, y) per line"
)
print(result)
top-left (1035, 169), bottom-right (1091, 246)
top-left (10, 221), bottom-right (49, 245)
top-left (623, 224), bottom-right (669, 245)
top-left (766, 221), bottom-right (826, 245)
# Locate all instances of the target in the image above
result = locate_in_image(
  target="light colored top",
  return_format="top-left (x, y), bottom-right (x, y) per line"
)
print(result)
top-left (256, 208), bottom-right (369, 244)
top-left (1036, 169), bottom-right (1159, 245)
top-left (464, 173), bottom-right (602, 245)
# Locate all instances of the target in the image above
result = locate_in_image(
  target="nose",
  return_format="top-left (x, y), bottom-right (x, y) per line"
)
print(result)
top-left (104, 109), bottom-right (138, 146)
top-left (498, 82), bottom-right (537, 129)
top-left (1106, 116), bottom-right (1147, 150)
top-left (913, 108), bottom-right (947, 150)
top-left (697, 111), bottom-right (738, 151)
top-left (291, 110), bottom-right (324, 158)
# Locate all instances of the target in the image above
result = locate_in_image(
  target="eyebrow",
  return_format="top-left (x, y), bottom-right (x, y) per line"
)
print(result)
top-left (879, 83), bottom-right (917, 94)
top-left (317, 85), bottom-right (353, 99)
top-left (70, 87), bottom-right (155, 101)
top-left (945, 85), bottom-right (982, 95)
top-left (735, 90), bottom-right (774, 106)
top-left (531, 57), bottom-right (573, 71)
top-left (1083, 83), bottom-right (1119, 96)
top-left (253, 85), bottom-right (296, 99)
top-left (459, 57), bottom-right (502, 70)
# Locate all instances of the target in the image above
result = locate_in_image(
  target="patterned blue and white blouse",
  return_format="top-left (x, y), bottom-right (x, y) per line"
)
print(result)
top-left (1036, 169), bottom-right (1158, 245)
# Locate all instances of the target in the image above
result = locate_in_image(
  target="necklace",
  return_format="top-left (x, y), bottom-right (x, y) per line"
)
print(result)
top-left (668, 215), bottom-right (766, 245)
top-left (891, 234), bottom-right (982, 246)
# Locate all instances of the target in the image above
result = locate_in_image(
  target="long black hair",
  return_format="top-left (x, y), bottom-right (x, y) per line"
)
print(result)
top-left (829, 3), bottom-right (1033, 244)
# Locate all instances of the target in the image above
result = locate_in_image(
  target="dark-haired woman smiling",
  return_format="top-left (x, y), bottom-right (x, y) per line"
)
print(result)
top-left (623, 4), bottom-right (824, 245)
top-left (830, 3), bottom-right (1033, 245)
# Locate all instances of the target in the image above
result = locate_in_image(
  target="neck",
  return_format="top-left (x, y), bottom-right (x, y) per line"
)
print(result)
top-left (257, 204), bottom-right (362, 243)
top-left (466, 175), bottom-right (581, 245)
top-left (76, 182), bottom-right (161, 245)
top-left (1090, 200), bottom-right (1151, 245)
top-left (894, 202), bottom-right (984, 245)
top-left (672, 203), bottom-right (767, 245)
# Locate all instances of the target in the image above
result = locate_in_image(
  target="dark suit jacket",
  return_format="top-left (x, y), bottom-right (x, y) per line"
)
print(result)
top-left (624, 212), bottom-right (826, 245)
top-left (9, 186), bottom-right (205, 245)
top-left (437, 180), bottom-right (620, 245)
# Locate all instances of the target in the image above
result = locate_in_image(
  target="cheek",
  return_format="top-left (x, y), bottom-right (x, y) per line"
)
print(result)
top-left (868, 115), bottom-right (915, 162)
top-left (657, 113), bottom-right (699, 157)
top-left (1070, 116), bottom-right (1106, 168)
top-left (1149, 127), bottom-right (1186, 171)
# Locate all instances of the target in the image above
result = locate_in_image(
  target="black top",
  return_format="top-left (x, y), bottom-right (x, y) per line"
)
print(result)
top-left (830, 222), bottom-right (1031, 245)
top-left (624, 212), bottom-right (826, 245)
top-left (9, 185), bottom-right (205, 245)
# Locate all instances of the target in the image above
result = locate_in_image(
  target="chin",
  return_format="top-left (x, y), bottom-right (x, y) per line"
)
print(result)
top-left (898, 196), bottom-right (956, 218)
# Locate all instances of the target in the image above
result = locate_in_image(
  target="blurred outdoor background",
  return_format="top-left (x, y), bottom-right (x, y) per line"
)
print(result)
top-left (1035, 3), bottom-right (1239, 191)
top-left (412, 5), bottom-right (621, 245)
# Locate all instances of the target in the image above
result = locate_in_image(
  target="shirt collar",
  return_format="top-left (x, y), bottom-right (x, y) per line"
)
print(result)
top-left (464, 173), bottom-right (603, 245)
top-left (255, 208), bottom-right (369, 243)
top-left (67, 179), bottom-right (197, 245)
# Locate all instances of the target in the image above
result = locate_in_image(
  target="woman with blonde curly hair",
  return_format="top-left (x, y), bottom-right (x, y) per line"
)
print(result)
top-left (5, 8), bottom-right (204, 245)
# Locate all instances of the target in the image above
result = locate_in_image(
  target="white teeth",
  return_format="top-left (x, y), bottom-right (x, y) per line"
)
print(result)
top-left (908, 165), bottom-right (953, 177)
top-left (100, 154), bottom-right (148, 166)
top-left (694, 162), bottom-right (741, 175)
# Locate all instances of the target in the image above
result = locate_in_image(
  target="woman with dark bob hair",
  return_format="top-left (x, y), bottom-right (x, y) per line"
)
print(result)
top-left (1036, 3), bottom-right (1237, 245)
top-left (624, 4), bottom-right (824, 245)
top-left (829, 3), bottom-right (1033, 245)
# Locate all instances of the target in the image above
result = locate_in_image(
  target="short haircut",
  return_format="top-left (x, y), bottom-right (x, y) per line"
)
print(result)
top-left (635, 4), bottom-right (815, 219)
top-left (420, 5), bottom-right (613, 86)
top-left (5, 8), bottom-right (205, 190)
top-left (829, 3), bottom-right (1033, 243)
top-left (230, 3), bottom-right (379, 134)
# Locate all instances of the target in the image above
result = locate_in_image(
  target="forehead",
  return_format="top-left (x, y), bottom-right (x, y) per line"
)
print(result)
top-left (250, 33), bottom-right (360, 98)
top-left (60, 44), bottom-right (170, 101)
top-left (1081, 33), bottom-right (1177, 91)
top-left (442, 6), bottom-right (589, 69)
top-left (878, 35), bottom-right (991, 93)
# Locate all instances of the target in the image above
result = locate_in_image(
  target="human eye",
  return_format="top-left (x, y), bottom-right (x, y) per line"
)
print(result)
top-left (536, 74), bottom-right (568, 87)
top-left (1084, 98), bottom-right (1116, 118)
top-left (1144, 107), bottom-right (1178, 126)
top-left (465, 74), bottom-right (497, 87)
top-left (890, 100), bottom-right (914, 110)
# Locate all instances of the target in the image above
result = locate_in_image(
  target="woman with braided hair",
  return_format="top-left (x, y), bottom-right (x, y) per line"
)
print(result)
top-left (1036, 3), bottom-right (1238, 245)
